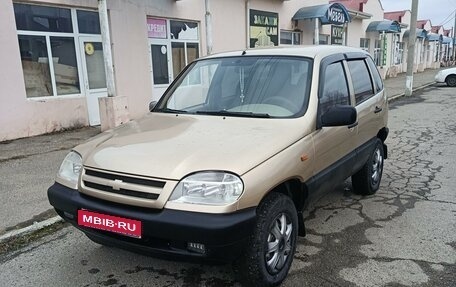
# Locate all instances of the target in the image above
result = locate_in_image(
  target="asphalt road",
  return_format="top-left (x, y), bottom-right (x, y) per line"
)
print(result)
top-left (1, 85), bottom-right (455, 287)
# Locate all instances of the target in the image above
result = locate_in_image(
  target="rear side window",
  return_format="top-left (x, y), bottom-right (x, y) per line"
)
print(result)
top-left (366, 56), bottom-right (384, 92)
top-left (320, 62), bottom-right (350, 114)
top-left (347, 60), bottom-right (374, 105)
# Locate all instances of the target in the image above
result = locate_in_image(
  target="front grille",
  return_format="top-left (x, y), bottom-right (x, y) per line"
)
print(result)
top-left (85, 169), bottom-right (165, 188)
top-left (81, 167), bottom-right (165, 201)
top-left (84, 181), bottom-right (159, 200)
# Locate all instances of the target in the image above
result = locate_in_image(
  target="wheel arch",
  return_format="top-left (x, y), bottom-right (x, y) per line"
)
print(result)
top-left (445, 73), bottom-right (456, 84)
top-left (261, 178), bottom-right (308, 236)
top-left (377, 128), bottom-right (389, 159)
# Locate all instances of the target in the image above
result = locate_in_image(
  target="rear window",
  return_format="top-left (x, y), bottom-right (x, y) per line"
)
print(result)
top-left (366, 56), bottom-right (384, 92)
top-left (347, 60), bottom-right (374, 105)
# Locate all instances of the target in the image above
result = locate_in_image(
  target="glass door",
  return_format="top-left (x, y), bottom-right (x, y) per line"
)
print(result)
top-left (79, 36), bottom-right (107, 126)
top-left (149, 40), bottom-right (172, 101)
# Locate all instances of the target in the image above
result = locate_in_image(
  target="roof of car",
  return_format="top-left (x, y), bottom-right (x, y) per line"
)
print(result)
top-left (203, 45), bottom-right (368, 60)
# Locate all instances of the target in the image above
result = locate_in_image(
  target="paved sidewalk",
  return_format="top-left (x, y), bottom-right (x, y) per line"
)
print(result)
top-left (0, 127), bottom-right (100, 236)
top-left (0, 66), bottom-right (446, 239)
top-left (384, 67), bottom-right (443, 99)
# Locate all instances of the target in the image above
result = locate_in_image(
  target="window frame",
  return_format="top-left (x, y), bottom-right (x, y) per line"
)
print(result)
top-left (148, 18), bottom-right (200, 88)
top-left (360, 38), bottom-right (370, 52)
top-left (346, 58), bottom-right (375, 105)
top-left (14, 3), bottom-right (101, 100)
top-left (155, 55), bottom-right (315, 119)
top-left (365, 56), bottom-right (383, 93)
top-left (280, 30), bottom-right (301, 45)
top-left (317, 54), bottom-right (352, 127)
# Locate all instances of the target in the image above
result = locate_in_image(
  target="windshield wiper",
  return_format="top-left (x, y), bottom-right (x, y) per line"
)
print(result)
top-left (154, 107), bottom-right (188, 114)
top-left (196, 110), bottom-right (271, 118)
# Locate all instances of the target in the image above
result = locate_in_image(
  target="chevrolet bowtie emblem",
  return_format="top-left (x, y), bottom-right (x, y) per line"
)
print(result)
top-left (112, 179), bottom-right (123, 191)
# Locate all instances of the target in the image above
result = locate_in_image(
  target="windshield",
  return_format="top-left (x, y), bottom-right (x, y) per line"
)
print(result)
top-left (155, 56), bottom-right (313, 118)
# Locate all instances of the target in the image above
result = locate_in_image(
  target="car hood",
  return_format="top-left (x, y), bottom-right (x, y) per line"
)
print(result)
top-left (78, 113), bottom-right (306, 180)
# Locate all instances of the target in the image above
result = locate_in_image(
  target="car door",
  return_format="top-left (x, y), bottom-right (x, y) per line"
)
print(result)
top-left (346, 55), bottom-right (386, 168)
top-left (309, 55), bottom-right (358, 199)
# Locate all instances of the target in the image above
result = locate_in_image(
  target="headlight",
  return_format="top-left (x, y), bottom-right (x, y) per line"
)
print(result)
top-left (57, 151), bottom-right (82, 188)
top-left (169, 172), bottom-right (244, 205)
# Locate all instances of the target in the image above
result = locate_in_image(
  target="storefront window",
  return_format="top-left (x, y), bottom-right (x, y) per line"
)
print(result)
top-left (280, 31), bottom-right (301, 45)
top-left (170, 21), bottom-right (198, 40)
top-left (14, 3), bottom-right (73, 33)
top-left (84, 42), bottom-right (106, 89)
top-left (77, 10), bottom-right (101, 34)
top-left (50, 37), bottom-right (80, 95)
top-left (360, 38), bottom-right (370, 52)
top-left (148, 18), bottom-right (200, 87)
top-left (319, 34), bottom-right (330, 45)
top-left (374, 40), bottom-right (381, 66)
top-left (18, 35), bottom-right (53, 97)
top-left (172, 42), bottom-right (186, 79)
top-left (186, 43), bottom-right (199, 63)
top-left (14, 3), bottom-right (102, 98)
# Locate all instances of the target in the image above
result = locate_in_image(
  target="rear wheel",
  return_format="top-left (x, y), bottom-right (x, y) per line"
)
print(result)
top-left (352, 139), bottom-right (384, 195)
top-left (234, 193), bottom-right (298, 287)
top-left (445, 75), bottom-right (456, 87)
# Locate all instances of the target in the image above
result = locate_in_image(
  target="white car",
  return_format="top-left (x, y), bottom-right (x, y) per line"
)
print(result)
top-left (435, 67), bottom-right (456, 87)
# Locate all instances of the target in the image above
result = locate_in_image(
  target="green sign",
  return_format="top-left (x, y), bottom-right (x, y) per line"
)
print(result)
top-left (249, 9), bottom-right (279, 48)
top-left (382, 35), bottom-right (387, 66)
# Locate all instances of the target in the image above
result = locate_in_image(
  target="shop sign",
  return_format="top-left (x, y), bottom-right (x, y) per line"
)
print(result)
top-left (327, 6), bottom-right (346, 25)
top-left (331, 25), bottom-right (344, 45)
top-left (382, 36), bottom-right (387, 66)
top-left (249, 9), bottom-right (278, 48)
top-left (147, 18), bottom-right (167, 39)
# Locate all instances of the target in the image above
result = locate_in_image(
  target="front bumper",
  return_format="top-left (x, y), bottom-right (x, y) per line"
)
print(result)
top-left (48, 183), bottom-right (256, 262)
top-left (435, 74), bottom-right (445, 83)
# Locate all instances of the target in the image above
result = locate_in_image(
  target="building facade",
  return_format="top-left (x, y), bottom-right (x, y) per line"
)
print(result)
top-left (0, 0), bottom-right (453, 141)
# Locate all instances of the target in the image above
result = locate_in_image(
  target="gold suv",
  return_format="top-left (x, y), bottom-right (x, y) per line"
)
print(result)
top-left (48, 46), bottom-right (388, 286)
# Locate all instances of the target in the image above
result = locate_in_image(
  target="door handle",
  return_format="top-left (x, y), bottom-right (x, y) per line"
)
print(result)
top-left (374, 106), bottom-right (383, 114)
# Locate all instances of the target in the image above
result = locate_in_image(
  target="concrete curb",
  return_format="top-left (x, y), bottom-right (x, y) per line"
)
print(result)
top-left (0, 81), bottom-right (437, 244)
top-left (388, 82), bottom-right (436, 102)
top-left (0, 216), bottom-right (63, 243)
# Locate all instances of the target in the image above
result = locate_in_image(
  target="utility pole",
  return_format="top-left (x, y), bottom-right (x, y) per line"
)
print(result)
top-left (453, 11), bottom-right (456, 61)
top-left (205, 0), bottom-right (213, 55)
top-left (98, 0), bottom-right (116, 97)
top-left (405, 0), bottom-right (419, 97)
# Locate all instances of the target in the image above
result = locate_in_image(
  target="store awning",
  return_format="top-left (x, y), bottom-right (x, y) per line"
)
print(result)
top-left (426, 33), bottom-right (443, 42)
top-left (292, 3), bottom-right (351, 25)
top-left (442, 36), bottom-right (452, 44)
top-left (366, 20), bottom-right (401, 33)
top-left (403, 29), bottom-right (427, 39)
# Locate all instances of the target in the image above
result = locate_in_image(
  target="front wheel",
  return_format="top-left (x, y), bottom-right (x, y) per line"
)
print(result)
top-left (446, 75), bottom-right (456, 87)
top-left (352, 139), bottom-right (384, 195)
top-left (234, 193), bottom-right (298, 287)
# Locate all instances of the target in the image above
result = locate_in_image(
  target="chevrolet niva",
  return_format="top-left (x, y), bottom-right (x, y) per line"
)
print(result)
top-left (48, 46), bottom-right (388, 286)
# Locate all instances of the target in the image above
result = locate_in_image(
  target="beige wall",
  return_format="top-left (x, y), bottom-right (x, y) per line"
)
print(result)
top-left (0, 0), bottom-right (90, 141)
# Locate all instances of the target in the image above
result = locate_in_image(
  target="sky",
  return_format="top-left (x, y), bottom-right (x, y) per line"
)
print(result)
top-left (381, 0), bottom-right (456, 29)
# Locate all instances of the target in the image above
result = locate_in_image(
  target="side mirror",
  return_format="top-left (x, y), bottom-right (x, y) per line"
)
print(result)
top-left (321, 105), bottom-right (357, 127)
top-left (149, 101), bottom-right (158, 112)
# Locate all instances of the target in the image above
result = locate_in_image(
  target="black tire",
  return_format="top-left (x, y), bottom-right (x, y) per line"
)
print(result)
top-left (446, 75), bottom-right (456, 87)
top-left (352, 139), bottom-right (384, 195)
top-left (233, 193), bottom-right (298, 287)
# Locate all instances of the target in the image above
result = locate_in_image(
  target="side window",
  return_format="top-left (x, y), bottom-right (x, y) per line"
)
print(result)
top-left (366, 56), bottom-right (384, 92)
top-left (347, 60), bottom-right (374, 105)
top-left (320, 62), bottom-right (350, 114)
